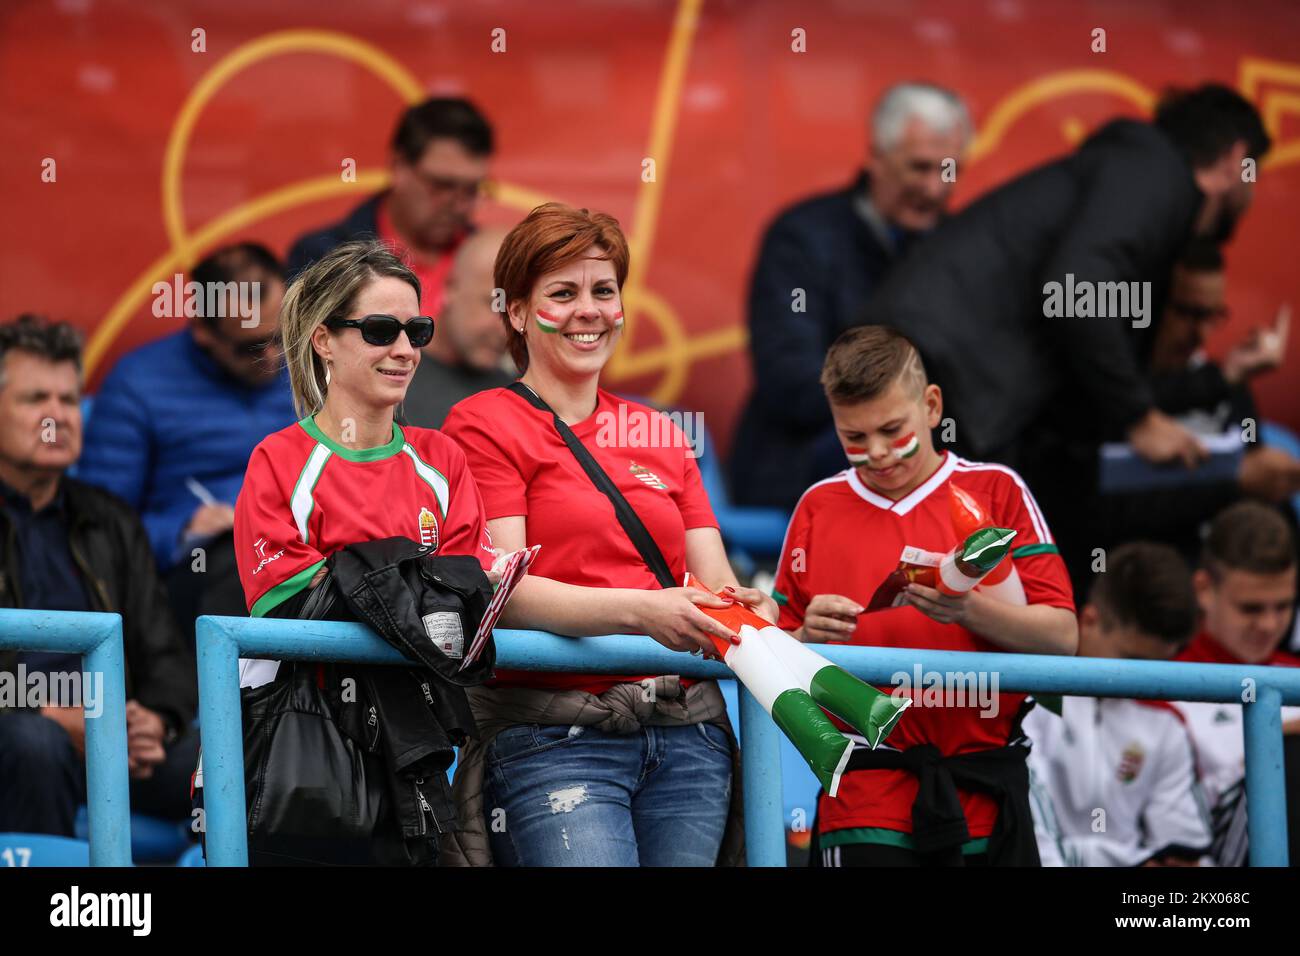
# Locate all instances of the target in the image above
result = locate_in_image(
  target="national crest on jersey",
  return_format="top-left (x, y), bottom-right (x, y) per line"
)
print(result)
top-left (234, 416), bottom-right (492, 623)
top-left (1116, 742), bottom-right (1146, 784)
top-left (629, 461), bottom-right (667, 490)
top-left (418, 506), bottom-right (440, 549)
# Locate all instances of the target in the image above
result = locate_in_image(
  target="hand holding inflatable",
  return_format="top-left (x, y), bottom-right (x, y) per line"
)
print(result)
top-left (684, 575), bottom-right (909, 797)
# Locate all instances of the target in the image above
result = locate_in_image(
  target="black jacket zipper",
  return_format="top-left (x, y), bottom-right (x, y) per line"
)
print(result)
top-left (412, 777), bottom-right (443, 835)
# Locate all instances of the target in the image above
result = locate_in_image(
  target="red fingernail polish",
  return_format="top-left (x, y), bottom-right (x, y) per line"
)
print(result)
top-left (724, 586), bottom-right (736, 593)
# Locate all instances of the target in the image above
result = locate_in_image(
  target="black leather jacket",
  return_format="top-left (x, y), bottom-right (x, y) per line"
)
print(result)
top-left (247, 537), bottom-right (496, 863)
top-left (0, 476), bottom-right (197, 734)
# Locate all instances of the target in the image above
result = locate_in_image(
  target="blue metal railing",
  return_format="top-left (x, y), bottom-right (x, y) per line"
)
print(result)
top-left (5, 606), bottom-right (1295, 867)
top-left (0, 609), bottom-right (132, 866)
top-left (194, 614), bottom-right (1300, 868)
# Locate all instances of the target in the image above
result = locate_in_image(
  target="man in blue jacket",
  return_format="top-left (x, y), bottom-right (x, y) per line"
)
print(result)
top-left (78, 242), bottom-right (295, 633)
top-left (729, 83), bottom-right (973, 512)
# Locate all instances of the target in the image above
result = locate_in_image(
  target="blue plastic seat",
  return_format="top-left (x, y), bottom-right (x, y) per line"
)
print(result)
top-left (693, 424), bottom-right (790, 558)
top-left (74, 806), bottom-right (190, 864)
top-left (176, 843), bottom-right (206, 867)
top-left (0, 832), bottom-right (91, 866)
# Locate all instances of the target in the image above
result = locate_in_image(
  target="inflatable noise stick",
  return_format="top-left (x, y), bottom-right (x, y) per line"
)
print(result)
top-left (936, 527), bottom-right (1017, 596)
top-left (684, 575), bottom-right (910, 798)
top-left (947, 483), bottom-right (1027, 602)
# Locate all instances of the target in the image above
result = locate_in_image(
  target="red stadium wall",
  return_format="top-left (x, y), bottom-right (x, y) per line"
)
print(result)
top-left (2, 0), bottom-right (1299, 457)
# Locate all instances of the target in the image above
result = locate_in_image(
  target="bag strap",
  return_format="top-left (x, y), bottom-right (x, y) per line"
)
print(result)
top-left (508, 381), bottom-right (677, 589)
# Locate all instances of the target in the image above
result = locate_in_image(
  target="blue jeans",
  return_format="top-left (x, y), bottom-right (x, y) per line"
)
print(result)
top-left (484, 722), bottom-right (733, 866)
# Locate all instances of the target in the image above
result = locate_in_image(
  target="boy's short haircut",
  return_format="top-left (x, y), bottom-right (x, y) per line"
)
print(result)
top-left (821, 325), bottom-right (927, 405)
top-left (1090, 542), bottom-right (1197, 648)
top-left (1202, 501), bottom-right (1296, 580)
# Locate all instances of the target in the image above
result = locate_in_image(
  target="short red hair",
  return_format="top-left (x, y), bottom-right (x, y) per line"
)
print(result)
top-left (495, 202), bottom-right (630, 373)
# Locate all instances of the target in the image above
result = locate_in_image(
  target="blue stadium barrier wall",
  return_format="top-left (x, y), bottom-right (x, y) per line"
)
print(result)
top-left (0, 609), bottom-right (132, 866)
top-left (195, 615), bottom-right (1300, 868)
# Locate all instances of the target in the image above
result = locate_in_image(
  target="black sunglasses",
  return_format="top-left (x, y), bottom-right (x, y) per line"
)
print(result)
top-left (326, 314), bottom-right (435, 348)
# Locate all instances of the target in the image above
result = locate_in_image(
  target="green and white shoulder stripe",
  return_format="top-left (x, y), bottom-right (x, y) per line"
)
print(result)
top-left (401, 442), bottom-right (450, 521)
top-left (290, 443), bottom-right (332, 545)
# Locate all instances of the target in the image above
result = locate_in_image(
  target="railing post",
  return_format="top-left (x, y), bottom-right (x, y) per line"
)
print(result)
top-left (739, 685), bottom-right (786, 867)
top-left (195, 616), bottom-right (249, 866)
top-left (1244, 683), bottom-right (1287, 867)
top-left (83, 619), bottom-right (132, 867)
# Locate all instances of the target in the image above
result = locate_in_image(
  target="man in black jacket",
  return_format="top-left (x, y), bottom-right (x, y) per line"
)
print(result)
top-left (862, 84), bottom-right (1271, 473)
top-left (0, 315), bottom-right (198, 836)
top-left (286, 97), bottom-right (494, 320)
top-left (1086, 241), bottom-right (1300, 596)
top-left (730, 82), bottom-right (973, 511)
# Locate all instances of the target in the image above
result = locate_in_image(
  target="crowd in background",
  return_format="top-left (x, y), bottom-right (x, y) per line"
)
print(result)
top-left (1, 81), bottom-right (1297, 868)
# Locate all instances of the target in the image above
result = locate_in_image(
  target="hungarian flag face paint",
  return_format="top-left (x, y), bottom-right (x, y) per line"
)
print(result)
top-left (845, 445), bottom-right (871, 465)
top-left (892, 432), bottom-right (920, 460)
top-left (537, 309), bottom-right (623, 333)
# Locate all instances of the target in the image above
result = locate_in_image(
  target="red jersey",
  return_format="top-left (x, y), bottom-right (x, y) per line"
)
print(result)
top-left (235, 415), bottom-right (494, 618)
top-left (1175, 631), bottom-right (1300, 669)
top-left (442, 386), bottom-right (718, 693)
top-left (773, 453), bottom-right (1074, 839)
top-left (376, 199), bottom-right (463, 318)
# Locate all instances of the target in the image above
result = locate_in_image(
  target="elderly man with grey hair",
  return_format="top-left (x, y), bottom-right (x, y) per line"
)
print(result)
top-left (731, 82), bottom-right (973, 513)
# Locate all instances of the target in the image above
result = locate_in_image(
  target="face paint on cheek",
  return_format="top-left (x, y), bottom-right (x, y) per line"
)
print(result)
top-left (845, 445), bottom-right (871, 465)
top-left (535, 310), bottom-right (563, 334)
top-left (892, 432), bottom-right (920, 460)
top-left (612, 310), bottom-right (624, 329)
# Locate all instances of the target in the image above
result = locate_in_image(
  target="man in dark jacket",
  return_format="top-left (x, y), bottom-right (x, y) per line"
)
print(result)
top-left (862, 84), bottom-right (1271, 471)
top-left (1085, 241), bottom-right (1300, 596)
top-left (286, 97), bottom-right (494, 320)
top-left (860, 85), bottom-right (1271, 597)
top-left (730, 83), bottom-right (973, 511)
top-left (0, 315), bottom-right (198, 836)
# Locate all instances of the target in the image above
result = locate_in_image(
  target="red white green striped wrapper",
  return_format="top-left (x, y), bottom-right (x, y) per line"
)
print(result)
top-left (936, 527), bottom-right (1017, 596)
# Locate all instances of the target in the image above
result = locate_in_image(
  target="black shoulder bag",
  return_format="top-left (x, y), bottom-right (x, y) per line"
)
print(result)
top-left (508, 382), bottom-right (677, 589)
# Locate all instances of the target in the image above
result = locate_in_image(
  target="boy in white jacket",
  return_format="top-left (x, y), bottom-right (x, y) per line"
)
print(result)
top-left (1027, 542), bottom-right (1213, 866)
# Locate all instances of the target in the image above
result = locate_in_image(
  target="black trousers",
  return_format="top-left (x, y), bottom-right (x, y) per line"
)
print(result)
top-left (0, 709), bottom-right (200, 836)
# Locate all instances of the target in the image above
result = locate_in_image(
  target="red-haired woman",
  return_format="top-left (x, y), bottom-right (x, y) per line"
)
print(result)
top-left (442, 203), bottom-right (776, 867)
